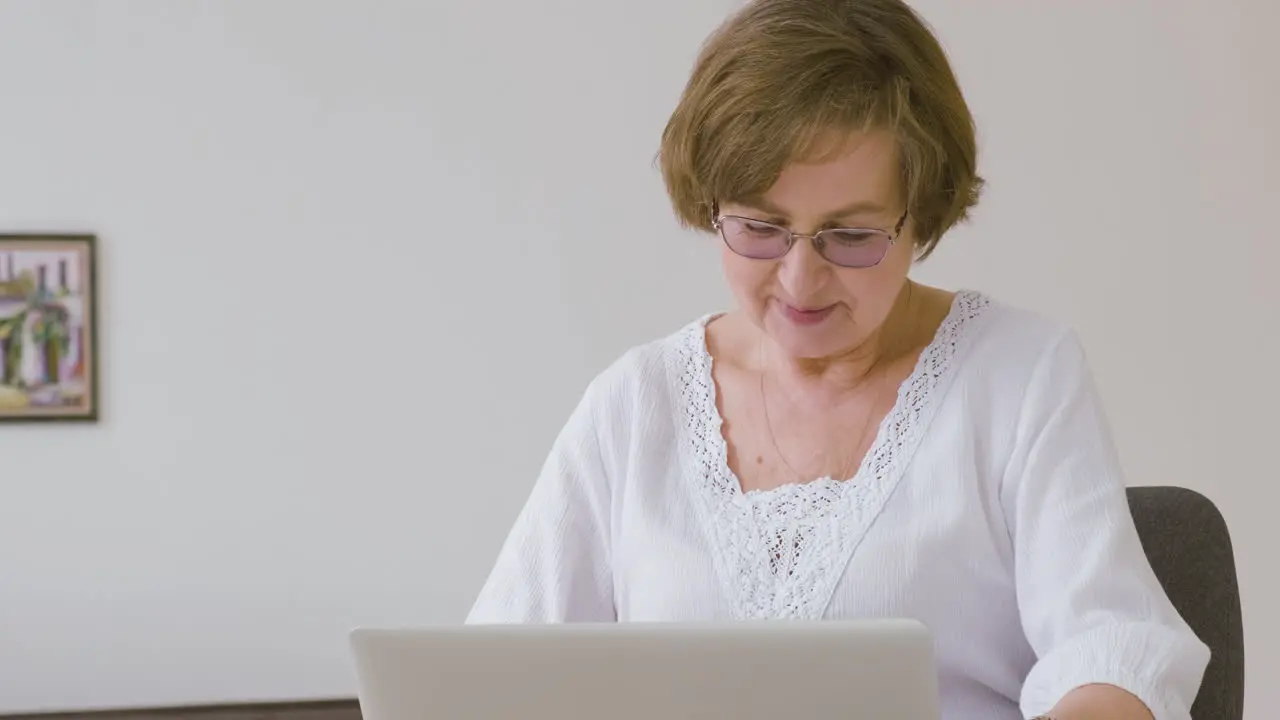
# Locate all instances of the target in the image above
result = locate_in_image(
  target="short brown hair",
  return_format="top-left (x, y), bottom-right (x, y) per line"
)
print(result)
top-left (659, 0), bottom-right (983, 259)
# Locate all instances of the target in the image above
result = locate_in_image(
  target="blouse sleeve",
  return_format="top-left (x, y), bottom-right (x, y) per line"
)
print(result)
top-left (1001, 328), bottom-right (1211, 720)
top-left (465, 377), bottom-right (616, 624)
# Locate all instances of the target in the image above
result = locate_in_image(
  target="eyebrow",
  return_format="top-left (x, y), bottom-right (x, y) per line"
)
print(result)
top-left (737, 197), bottom-right (890, 223)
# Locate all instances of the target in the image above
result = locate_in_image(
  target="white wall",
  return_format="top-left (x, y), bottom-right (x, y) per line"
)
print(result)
top-left (1, 0), bottom-right (1274, 716)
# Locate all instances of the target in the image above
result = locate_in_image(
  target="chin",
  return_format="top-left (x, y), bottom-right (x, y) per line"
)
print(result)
top-left (762, 315), bottom-right (855, 360)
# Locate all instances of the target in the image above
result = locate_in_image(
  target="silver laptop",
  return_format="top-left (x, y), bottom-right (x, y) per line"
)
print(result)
top-left (350, 619), bottom-right (940, 720)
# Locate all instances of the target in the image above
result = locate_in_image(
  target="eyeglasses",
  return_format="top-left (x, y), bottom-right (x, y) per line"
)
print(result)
top-left (712, 209), bottom-right (908, 269)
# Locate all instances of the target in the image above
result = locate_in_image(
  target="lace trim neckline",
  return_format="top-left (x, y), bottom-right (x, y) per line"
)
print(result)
top-left (668, 289), bottom-right (993, 618)
top-left (699, 289), bottom-right (989, 499)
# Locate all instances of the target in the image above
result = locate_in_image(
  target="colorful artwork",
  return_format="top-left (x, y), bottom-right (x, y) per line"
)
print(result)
top-left (0, 235), bottom-right (99, 422)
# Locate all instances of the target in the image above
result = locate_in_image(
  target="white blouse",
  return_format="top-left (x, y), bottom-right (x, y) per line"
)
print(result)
top-left (466, 291), bottom-right (1210, 720)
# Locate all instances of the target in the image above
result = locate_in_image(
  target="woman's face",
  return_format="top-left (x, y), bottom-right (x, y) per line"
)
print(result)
top-left (717, 130), bottom-right (915, 362)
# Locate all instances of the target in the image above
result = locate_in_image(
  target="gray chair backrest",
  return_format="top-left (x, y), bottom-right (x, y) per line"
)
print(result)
top-left (1127, 486), bottom-right (1244, 720)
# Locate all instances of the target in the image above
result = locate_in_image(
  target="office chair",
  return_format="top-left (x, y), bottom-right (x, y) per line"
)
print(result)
top-left (1127, 485), bottom-right (1245, 720)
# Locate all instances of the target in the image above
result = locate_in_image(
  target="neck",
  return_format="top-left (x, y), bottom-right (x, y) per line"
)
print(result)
top-left (761, 281), bottom-right (924, 397)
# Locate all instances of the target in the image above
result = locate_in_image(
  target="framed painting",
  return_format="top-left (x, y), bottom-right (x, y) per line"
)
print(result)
top-left (0, 234), bottom-right (99, 422)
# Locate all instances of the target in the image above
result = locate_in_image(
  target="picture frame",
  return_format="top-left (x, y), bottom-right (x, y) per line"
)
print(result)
top-left (0, 233), bottom-right (100, 422)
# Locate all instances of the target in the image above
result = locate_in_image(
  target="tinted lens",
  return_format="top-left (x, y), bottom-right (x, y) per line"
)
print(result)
top-left (719, 216), bottom-right (791, 259)
top-left (817, 229), bottom-right (892, 268)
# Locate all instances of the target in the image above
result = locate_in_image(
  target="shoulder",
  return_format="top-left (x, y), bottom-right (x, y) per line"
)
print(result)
top-left (574, 313), bottom-right (715, 421)
top-left (959, 291), bottom-right (1086, 378)
top-left (555, 315), bottom-right (712, 481)
top-left (937, 291), bottom-right (1101, 427)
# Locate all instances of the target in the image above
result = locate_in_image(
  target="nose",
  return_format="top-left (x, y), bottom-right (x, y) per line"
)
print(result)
top-left (775, 234), bottom-right (830, 300)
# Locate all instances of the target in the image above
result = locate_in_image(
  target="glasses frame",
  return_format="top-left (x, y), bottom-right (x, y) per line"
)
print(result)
top-left (711, 208), bottom-right (909, 269)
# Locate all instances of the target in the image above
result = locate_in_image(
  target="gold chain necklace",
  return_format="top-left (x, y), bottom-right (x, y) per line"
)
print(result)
top-left (758, 340), bottom-right (890, 484)
top-left (757, 285), bottom-right (919, 484)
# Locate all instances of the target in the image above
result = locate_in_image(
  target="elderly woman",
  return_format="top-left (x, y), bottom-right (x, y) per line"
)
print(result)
top-left (466, 1), bottom-right (1210, 718)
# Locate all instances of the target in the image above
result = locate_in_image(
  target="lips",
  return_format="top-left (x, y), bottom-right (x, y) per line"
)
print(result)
top-left (779, 302), bottom-right (837, 326)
